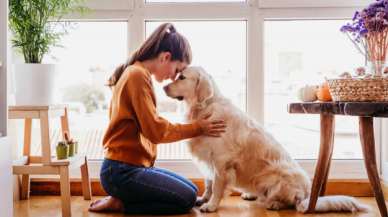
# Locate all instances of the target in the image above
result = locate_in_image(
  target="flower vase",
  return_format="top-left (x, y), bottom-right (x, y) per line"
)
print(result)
top-left (367, 61), bottom-right (388, 77)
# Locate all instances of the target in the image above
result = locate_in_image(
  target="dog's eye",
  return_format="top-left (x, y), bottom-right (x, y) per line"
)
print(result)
top-left (179, 75), bottom-right (186, 80)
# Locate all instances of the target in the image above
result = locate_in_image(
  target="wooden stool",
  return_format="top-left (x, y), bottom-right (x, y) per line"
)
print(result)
top-left (10, 105), bottom-right (92, 217)
top-left (288, 102), bottom-right (388, 217)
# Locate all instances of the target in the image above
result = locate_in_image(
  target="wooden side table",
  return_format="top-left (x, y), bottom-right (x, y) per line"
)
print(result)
top-left (9, 105), bottom-right (92, 217)
top-left (288, 102), bottom-right (388, 217)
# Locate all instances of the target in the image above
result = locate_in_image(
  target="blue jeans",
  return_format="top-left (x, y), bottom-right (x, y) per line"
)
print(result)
top-left (100, 158), bottom-right (198, 215)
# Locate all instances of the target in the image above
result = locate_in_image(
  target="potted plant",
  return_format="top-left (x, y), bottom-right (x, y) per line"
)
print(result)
top-left (56, 141), bottom-right (69, 160)
top-left (8, 0), bottom-right (92, 105)
top-left (64, 131), bottom-right (77, 157)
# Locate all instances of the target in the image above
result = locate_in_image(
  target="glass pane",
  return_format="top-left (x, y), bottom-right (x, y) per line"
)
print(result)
top-left (147, 0), bottom-right (245, 3)
top-left (146, 21), bottom-right (247, 159)
top-left (32, 22), bottom-right (128, 160)
top-left (265, 20), bottom-right (364, 160)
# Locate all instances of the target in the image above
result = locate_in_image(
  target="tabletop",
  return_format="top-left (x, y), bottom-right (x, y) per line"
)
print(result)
top-left (9, 104), bottom-right (68, 111)
top-left (288, 102), bottom-right (388, 117)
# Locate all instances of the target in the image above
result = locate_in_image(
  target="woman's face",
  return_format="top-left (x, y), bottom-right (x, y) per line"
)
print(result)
top-left (153, 52), bottom-right (189, 83)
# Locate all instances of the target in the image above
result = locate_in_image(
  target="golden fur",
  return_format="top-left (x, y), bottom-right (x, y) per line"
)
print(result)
top-left (164, 66), bottom-right (371, 213)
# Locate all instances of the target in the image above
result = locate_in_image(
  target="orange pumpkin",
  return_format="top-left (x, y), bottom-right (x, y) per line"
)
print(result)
top-left (316, 83), bottom-right (333, 102)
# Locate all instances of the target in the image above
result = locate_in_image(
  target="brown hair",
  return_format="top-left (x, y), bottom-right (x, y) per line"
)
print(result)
top-left (107, 23), bottom-right (192, 89)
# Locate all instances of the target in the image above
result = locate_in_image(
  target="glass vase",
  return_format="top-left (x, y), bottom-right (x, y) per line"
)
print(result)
top-left (366, 61), bottom-right (388, 77)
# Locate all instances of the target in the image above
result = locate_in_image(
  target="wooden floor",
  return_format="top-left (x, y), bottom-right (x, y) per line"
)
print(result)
top-left (13, 196), bottom-right (386, 217)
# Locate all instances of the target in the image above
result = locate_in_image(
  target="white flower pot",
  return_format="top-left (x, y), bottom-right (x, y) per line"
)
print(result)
top-left (13, 63), bottom-right (57, 105)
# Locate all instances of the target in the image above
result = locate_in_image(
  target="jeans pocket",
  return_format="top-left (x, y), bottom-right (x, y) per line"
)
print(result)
top-left (100, 166), bottom-right (118, 198)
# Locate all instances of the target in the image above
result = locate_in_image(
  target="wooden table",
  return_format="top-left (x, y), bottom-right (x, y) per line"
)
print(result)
top-left (288, 102), bottom-right (388, 216)
top-left (9, 105), bottom-right (92, 217)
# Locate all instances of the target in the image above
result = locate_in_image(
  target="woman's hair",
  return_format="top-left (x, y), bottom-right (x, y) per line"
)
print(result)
top-left (106, 23), bottom-right (192, 89)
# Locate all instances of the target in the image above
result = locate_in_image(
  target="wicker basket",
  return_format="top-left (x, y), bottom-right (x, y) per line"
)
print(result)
top-left (327, 77), bottom-right (388, 102)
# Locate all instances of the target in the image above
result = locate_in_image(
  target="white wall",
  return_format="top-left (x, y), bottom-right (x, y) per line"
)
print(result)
top-left (0, 0), bottom-right (8, 136)
top-left (0, 0), bottom-right (13, 215)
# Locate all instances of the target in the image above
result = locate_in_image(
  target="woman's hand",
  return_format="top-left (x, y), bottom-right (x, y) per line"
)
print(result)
top-left (197, 113), bottom-right (226, 137)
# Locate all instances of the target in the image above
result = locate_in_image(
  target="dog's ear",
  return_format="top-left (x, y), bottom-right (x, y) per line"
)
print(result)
top-left (197, 74), bottom-right (213, 104)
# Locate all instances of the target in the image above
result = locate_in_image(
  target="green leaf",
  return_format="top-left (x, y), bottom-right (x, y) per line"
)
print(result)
top-left (9, 0), bottom-right (93, 63)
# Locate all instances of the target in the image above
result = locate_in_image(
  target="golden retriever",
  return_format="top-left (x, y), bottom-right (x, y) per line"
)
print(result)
top-left (163, 66), bottom-right (371, 213)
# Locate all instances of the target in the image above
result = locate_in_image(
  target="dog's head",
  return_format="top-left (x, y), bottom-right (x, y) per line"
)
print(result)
top-left (163, 66), bottom-right (213, 104)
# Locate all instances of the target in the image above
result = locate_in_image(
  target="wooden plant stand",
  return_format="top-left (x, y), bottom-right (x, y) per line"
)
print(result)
top-left (9, 105), bottom-right (92, 217)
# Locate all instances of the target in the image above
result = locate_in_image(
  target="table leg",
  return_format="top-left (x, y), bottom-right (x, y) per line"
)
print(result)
top-left (359, 117), bottom-right (388, 217)
top-left (319, 149), bottom-right (333, 197)
top-left (307, 114), bottom-right (335, 214)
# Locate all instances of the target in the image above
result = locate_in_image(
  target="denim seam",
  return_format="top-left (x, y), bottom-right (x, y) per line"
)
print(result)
top-left (100, 166), bottom-right (111, 176)
top-left (126, 177), bottom-right (191, 208)
top-left (101, 167), bottom-right (118, 198)
top-left (153, 169), bottom-right (198, 194)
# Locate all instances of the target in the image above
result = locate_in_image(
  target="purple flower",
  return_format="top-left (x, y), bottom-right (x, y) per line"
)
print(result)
top-left (340, 24), bottom-right (355, 33)
top-left (360, 29), bottom-right (368, 35)
top-left (353, 11), bottom-right (359, 21)
top-left (368, 1), bottom-right (384, 9)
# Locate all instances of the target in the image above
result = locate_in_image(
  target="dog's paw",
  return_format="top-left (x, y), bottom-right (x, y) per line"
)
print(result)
top-left (200, 203), bottom-right (218, 212)
top-left (257, 194), bottom-right (266, 202)
top-left (295, 199), bottom-right (308, 213)
top-left (241, 193), bottom-right (257, 201)
top-left (266, 201), bottom-right (286, 210)
top-left (196, 197), bottom-right (209, 206)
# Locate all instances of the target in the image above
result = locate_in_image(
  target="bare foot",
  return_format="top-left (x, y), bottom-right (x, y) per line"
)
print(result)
top-left (89, 196), bottom-right (124, 212)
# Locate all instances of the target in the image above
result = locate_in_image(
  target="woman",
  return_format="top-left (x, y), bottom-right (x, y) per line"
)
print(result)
top-left (88, 23), bottom-right (226, 214)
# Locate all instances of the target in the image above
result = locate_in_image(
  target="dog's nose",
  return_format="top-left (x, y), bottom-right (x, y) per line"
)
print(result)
top-left (163, 85), bottom-right (169, 92)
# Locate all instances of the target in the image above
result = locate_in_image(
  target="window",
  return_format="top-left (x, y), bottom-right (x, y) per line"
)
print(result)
top-left (264, 20), bottom-right (365, 159)
top-left (31, 22), bottom-right (128, 160)
top-left (146, 21), bottom-right (247, 159)
top-left (18, 0), bottom-right (378, 179)
top-left (146, 0), bottom-right (245, 3)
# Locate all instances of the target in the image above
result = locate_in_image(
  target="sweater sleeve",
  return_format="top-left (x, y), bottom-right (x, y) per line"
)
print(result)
top-left (126, 68), bottom-right (201, 144)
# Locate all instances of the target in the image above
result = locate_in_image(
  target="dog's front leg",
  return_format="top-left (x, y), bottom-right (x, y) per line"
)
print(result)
top-left (196, 177), bottom-right (213, 206)
top-left (200, 166), bottom-right (236, 212)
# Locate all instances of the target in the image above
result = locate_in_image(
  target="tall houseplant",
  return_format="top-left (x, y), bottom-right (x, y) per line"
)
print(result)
top-left (340, 0), bottom-right (388, 76)
top-left (9, 0), bottom-right (92, 104)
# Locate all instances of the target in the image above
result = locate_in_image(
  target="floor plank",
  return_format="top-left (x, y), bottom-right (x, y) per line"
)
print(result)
top-left (13, 196), bottom-right (385, 217)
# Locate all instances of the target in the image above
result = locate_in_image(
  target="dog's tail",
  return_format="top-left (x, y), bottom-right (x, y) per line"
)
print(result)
top-left (295, 196), bottom-right (372, 213)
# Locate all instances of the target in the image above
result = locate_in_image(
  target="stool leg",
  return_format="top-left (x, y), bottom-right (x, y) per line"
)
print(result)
top-left (40, 110), bottom-right (51, 166)
top-left (61, 108), bottom-right (70, 138)
top-left (21, 119), bottom-right (32, 199)
top-left (307, 114), bottom-right (335, 214)
top-left (81, 156), bottom-right (92, 200)
top-left (359, 117), bottom-right (388, 217)
top-left (60, 165), bottom-right (71, 217)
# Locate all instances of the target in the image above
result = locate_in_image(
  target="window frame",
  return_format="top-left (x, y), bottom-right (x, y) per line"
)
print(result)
top-left (41, 0), bottom-right (384, 180)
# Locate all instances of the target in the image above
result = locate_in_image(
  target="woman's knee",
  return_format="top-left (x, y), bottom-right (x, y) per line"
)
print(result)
top-left (180, 187), bottom-right (198, 212)
top-left (192, 184), bottom-right (199, 195)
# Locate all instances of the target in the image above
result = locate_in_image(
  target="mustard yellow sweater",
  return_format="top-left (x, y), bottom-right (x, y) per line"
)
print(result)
top-left (103, 61), bottom-right (201, 167)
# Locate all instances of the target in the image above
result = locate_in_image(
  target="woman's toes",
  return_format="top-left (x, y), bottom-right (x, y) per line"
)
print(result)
top-left (88, 196), bottom-right (123, 213)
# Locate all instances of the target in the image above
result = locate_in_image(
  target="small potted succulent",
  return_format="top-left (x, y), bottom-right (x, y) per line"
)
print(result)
top-left (56, 141), bottom-right (69, 160)
top-left (64, 131), bottom-right (77, 157)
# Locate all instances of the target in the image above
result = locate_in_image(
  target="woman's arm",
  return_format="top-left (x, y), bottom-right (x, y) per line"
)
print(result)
top-left (127, 69), bottom-right (224, 144)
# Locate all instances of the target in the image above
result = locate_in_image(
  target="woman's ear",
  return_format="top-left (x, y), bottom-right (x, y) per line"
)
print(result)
top-left (162, 52), bottom-right (172, 62)
top-left (197, 75), bottom-right (213, 104)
